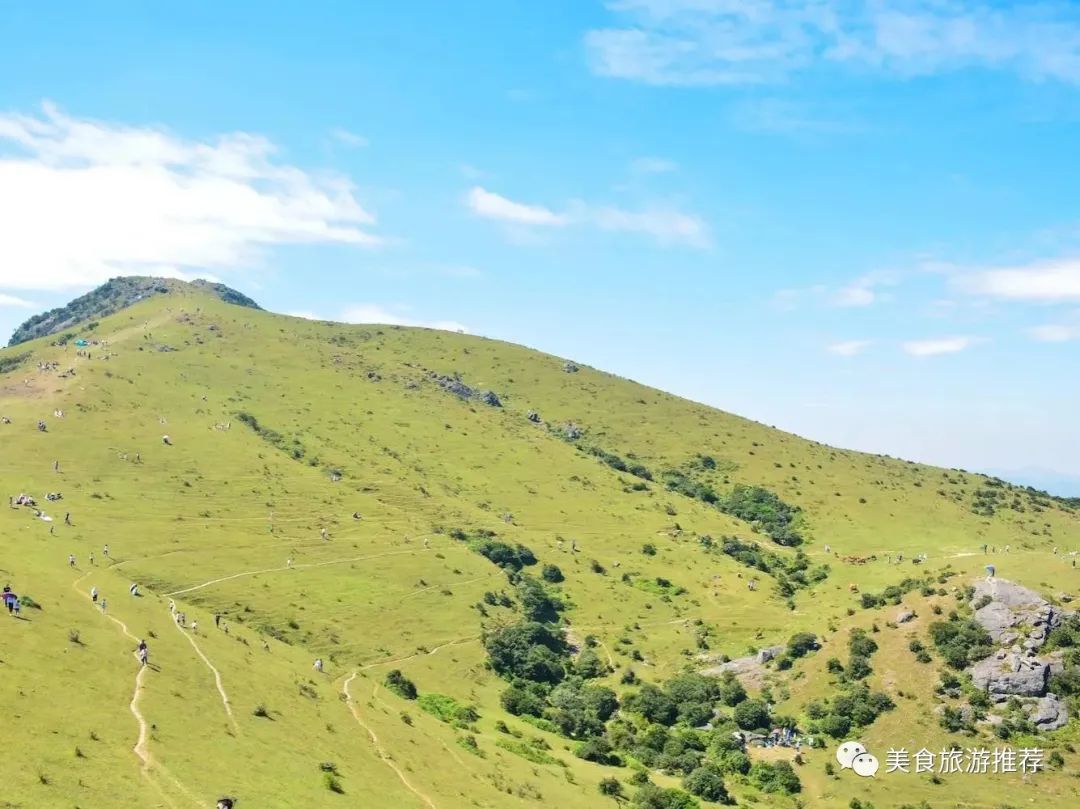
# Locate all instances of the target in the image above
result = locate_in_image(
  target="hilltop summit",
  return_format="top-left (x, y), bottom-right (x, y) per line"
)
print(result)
top-left (7, 276), bottom-right (260, 346)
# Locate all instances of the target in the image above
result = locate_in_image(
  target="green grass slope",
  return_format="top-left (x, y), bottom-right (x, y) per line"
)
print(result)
top-left (1, 282), bottom-right (1077, 808)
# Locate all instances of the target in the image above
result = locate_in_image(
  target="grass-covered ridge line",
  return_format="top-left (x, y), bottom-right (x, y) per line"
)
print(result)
top-left (1, 278), bottom-right (1079, 807)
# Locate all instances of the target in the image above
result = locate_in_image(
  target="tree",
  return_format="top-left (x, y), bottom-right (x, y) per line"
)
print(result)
top-left (516, 575), bottom-right (563, 623)
top-left (733, 699), bottom-right (770, 731)
top-left (717, 670), bottom-right (746, 707)
top-left (484, 621), bottom-right (567, 683)
top-left (624, 684), bottom-right (678, 726)
top-left (541, 563), bottom-right (565, 583)
top-left (577, 648), bottom-right (608, 679)
top-left (787, 632), bottom-right (818, 658)
top-left (599, 777), bottom-right (625, 800)
top-left (384, 669), bottom-right (418, 700)
top-left (683, 765), bottom-right (730, 803)
top-left (749, 761), bottom-right (801, 794)
top-left (632, 784), bottom-right (700, 809)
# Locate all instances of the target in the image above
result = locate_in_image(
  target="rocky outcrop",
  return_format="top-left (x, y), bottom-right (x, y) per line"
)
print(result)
top-left (970, 652), bottom-right (1050, 697)
top-left (477, 390), bottom-right (502, 407)
top-left (969, 579), bottom-right (1063, 648)
top-left (562, 361), bottom-right (579, 373)
top-left (1028, 694), bottom-right (1069, 731)
top-left (896, 609), bottom-right (915, 624)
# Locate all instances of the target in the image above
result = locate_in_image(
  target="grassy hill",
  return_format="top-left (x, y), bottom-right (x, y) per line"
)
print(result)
top-left (1, 279), bottom-right (1078, 808)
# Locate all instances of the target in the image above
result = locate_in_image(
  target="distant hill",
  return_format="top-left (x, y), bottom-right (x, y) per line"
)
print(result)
top-left (7, 276), bottom-right (260, 346)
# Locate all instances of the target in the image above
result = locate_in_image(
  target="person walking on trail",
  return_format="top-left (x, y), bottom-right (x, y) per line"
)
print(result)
top-left (88, 552), bottom-right (94, 566)
top-left (320, 527), bottom-right (329, 541)
top-left (313, 658), bottom-right (324, 673)
top-left (103, 544), bottom-right (109, 559)
top-left (986, 564), bottom-right (996, 581)
top-left (191, 620), bottom-right (198, 634)
top-left (214, 614), bottom-right (221, 628)
top-left (53, 460), bottom-right (59, 472)
top-left (129, 583), bottom-right (138, 597)
top-left (100, 597), bottom-right (107, 613)
top-left (65, 512), bottom-right (71, 526)
top-left (3, 591), bottom-right (16, 615)
top-left (12, 599), bottom-right (21, 618)
top-left (138, 647), bottom-right (149, 667)
top-left (91, 586), bottom-right (98, 603)
top-left (286, 558), bottom-right (293, 569)
top-left (169, 599), bottom-right (175, 614)
top-left (423, 537), bottom-right (430, 549)
top-left (68, 554), bottom-right (76, 568)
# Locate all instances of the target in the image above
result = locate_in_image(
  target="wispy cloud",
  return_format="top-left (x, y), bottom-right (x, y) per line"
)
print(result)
top-left (291, 304), bottom-right (468, 333)
top-left (0, 102), bottom-right (382, 292)
top-left (586, 1), bottom-right (1080, 86)
top-left (832, 271), bottom-right (898, 307)
top-left (329, 127), bottom-right (369, 148)
top-left (1029, 323), bottom-right (1080, 342)
top-left (466, 185), bottom-right (711, 248)
top-left (339, 303), bottom-right (468, 333)
top-left (729, 98), bottom-right (862, 135)
top-left (0, 293), bottom-right (37, 309)
top-left (466, 186), bottom-right (569, 227)
top-left (956, 258), bottom-right (1080, 302)
top-left (630, 156), bottom-right (679, 174)
top-left (827, 339), bottom-right (872, 356)
top-left (902, 335), bottom-right (982, 356)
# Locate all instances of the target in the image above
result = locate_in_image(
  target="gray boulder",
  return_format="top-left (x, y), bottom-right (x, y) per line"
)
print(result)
top-left (756, 645), bottom-right (785, 664)
top-left (477, 390), bottom-right (502, 407)
top-left (562, 361), bottom-right (579, 373)
top-left (1028, 694), bottom-right (1069, 731)
top-left (526, 410), bottom-right (540, 423)
top-left (969, 652), bottom-right (1049, 697)
top-left (896, 609), bottom-right (915, 624)
top-left (969, 579), bottom-right (1062, 648)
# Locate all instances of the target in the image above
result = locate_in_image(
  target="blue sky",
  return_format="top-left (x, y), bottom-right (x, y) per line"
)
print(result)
top-left (1, 1), bottom-right (1079, 491)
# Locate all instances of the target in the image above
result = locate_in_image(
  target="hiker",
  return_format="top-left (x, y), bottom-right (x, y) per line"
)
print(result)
top-left (824, 544), bottom-right (831, 554)
top-left (169, 600), bottom-right (175, 613)
top-left (100, 598), bottom-right (107, 613)
top-left (162, 434), bottom-right (172, 445)
top-left (287, 558), bottom-right (293, 569)
top-left (13, 599), bottom-right (21, 618)
top-left (571, 539), bottom-right (578, 553)
top-left (982, 543), bottom-right (988, 554)
top-left (3, 591), bottom-right (16, 614)
top-left (103, 544), bottom-right (110, 558)
top-left (215, 614), bottom-right (221, 628)
top-left (37, 420), bottom-right (46, 432)
top-left (423, 537), bottom-right (430, 549)
top-left (53, 460), bottom-right (59, 472)
top-left (313, 658), bottom-right (324, 673)
top-left (352, 511), bottom-right (361, 520)
top-left (320, 527), bottom-right (329, 540)
top-left (91, 587), bottom-right (98, 603)
top-left (191, 620), bottom-right (198, 633)
top-left (986, 564), bottom-right (996, 581)
top-left (138, 647), bottom-right (149, 667)
top-left (88, 552), bottom-right (94, 565)
top-left (65, 512), bottom-right (71, 525)
top-left (68, 554), bottom-right (76, 568)
top-left (129, 583), bottom-right (138, 597)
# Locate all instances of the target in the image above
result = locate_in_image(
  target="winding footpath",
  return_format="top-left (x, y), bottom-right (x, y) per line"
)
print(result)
top-left (342, 673), bottom-right (439, 809)
top-left (170, 617), bottom-right (238, 734)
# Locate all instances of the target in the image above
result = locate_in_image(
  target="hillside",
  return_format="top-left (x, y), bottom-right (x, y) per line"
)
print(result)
top-left (7, 276), bottom-right (260, 347)
top-left (1, 280), bottom-right (1078, 809)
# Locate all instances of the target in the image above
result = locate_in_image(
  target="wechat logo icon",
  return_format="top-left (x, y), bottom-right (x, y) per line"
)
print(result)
top-left (836, 741), bottom-right (880, 777)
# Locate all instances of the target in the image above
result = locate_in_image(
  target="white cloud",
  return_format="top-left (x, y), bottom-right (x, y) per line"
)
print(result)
top-left (587, 1), bottom-right (1080, 86)
top-left (630, 156), bottom-right (679, 174)
top-left (957, 258), bottom-right (1080, 302)
top-left (827, 339), bottom-right (871, 356)
top-left (329, 127), bottom-right (369, 148)
top-left (902, 335), bottom-right (981, 356)
top-left (339, 304), bottom-right (468, 333)
top-left (833, 285), bottom-right (877, 307)
top-left (0, 102), bottom-right (382, 292)
top-left (0, 293), bottom-right (37, 309)
top-left (1029, 324), bottom-right (1080, 342)
top-left (586, 204), bottom-right (712, 248)
top-left (466, 186), bottom-right (710, 248)
top-left (466, 186), bottom-right (568, 227)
